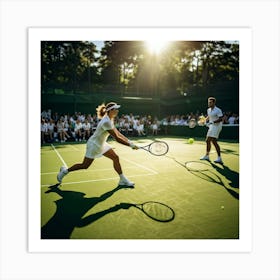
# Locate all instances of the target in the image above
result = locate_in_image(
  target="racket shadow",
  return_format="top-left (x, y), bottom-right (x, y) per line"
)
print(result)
top-left (120, 201), bottom-right (175, 223)
top-left (185, 161), bottom-right (239, 200)
top-left (188, 169), bottom-right (239, 200)
top-left (165, 155), bottom-right (187, 169)
top-left (166, 156), bottom-right (239, 200)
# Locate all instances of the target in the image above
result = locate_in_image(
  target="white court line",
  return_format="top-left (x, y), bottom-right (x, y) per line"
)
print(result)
top-left (41, 166), bottom-right (137, 175)
top-left (41, 173), bottom-right (156, 187)
top-left (69, 144), bottom-right (80, 151)
top-left (122, 158), bottom-right (158, 175)
top-left (42, 147), bottom-right (158, 187)
top-left (51, 144), bottom-right (68, 168)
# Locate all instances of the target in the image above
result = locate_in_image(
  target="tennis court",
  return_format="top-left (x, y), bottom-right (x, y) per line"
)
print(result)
top-left (41, 136), bottom-right (239, 239)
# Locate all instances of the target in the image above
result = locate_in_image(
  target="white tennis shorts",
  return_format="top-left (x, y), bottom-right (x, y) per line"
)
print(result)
top-left (207, 123), bottom-right (222, 139)
top-left (85, 141), bottom-right (112, 159)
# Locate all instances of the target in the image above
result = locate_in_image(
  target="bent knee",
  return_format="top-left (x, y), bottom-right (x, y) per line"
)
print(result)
top-left (110, 153), bottom-right (119, 162)
top-left (82, 158), bottom-right (93, 169)
top-left (207, 137), bottom-right (216, 143)
top-left (113, 154), bottom-right (120, 161)
top-left (83, 164), bottom-right (91, 169)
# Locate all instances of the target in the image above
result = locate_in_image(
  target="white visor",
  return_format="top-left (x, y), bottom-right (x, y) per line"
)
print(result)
top-left (106, 104), bottom-right (121, 112)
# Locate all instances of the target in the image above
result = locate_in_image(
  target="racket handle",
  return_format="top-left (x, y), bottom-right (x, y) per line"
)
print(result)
top-left (128, 140), bottom-right (138, 149)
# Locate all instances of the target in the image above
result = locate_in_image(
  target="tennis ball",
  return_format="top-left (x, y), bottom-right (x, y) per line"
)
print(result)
top-left (188, 138), bottom-right (194, 144)
top-left (221, 206), bottom-right (225, 210)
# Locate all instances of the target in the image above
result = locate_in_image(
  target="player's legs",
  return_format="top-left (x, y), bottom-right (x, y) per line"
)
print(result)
top-left (57, 157), bottom-right (94, 183)
top-left (201, 137), bottom-right (221, 158)
top-left (212, 138), bottom-right (221, 157)
top-left (206, 136), bottom-right (221, 155)
top-left (68, 157), bottom-right (94, 172)
top-left (103, 148), bottom-right (122, 174)
top-left (206, 137), bottom-right (212, 155)
top-left (212, 138), bottom-right (223, 163)
top-left (201, 124), bottom-right (223, 163)
top-left (103, 148), bottom-right (134, 186)
top-left (200, 137), bottom-right (211, 160)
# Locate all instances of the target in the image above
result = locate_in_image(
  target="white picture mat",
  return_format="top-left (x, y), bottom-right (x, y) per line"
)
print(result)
top-left (1, 0), bottom-right (279, 279)
top-left (29, 27), bottom-right (251, 253)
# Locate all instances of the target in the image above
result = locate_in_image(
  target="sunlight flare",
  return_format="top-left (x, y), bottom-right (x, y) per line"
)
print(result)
top-left (145, 40), bottom-right (169, 54)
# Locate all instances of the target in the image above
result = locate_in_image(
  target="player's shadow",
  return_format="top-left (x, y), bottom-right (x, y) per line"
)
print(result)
top-left (183, 161), bottom-right (239, 200)
top-left (189, 168), bottom-right (239, 200)
top-left (209, 162), bottom-right (239, 189)
top-left (221, 147), bottom-right (239, 156)
top-left (167, 156), bottom-right (239, 200)
top-left (41, 184), bottom-right (133, 239)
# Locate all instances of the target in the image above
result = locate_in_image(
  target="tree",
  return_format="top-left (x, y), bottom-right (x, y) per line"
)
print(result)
top-left (41, 40), bottom-right (239, 97)
top-left (41, 41), bottom-right (99, 93)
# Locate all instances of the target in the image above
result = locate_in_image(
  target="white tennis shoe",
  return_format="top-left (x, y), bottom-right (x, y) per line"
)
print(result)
top-left (214, 157), bottom-right (224, 164)
top-left (118, 177), bottom-right (135, 187)
top-left (200, 155), bottom-right (210, 161)
top-left (57, 166), bottom-right (69, 183)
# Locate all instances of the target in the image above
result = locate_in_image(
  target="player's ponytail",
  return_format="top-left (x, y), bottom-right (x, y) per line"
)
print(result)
top-left (96, 103), bottom-right (107, 119)
top-left (96, 102), bottom-right (119, 119)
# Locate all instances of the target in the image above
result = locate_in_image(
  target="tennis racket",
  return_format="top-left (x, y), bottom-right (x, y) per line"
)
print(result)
top-left (197, 115), bottom-right (206, 126)
top-left (133, 201), bottom-right (175, 222)
top-left (140, 140), bottom-right (169, 156)
top-left (188, 118), bottom-right (197, 128)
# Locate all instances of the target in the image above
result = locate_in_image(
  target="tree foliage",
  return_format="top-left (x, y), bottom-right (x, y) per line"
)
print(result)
top-left (41, 40), bottom-right (239, 96)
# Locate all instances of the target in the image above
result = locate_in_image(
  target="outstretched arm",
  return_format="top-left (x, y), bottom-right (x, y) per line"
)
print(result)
top-left (108, 128), bottom-right (138, 149)
top-left (77, 203), bottom-right (133, 227)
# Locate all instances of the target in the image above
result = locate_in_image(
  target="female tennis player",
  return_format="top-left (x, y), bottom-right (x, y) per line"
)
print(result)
top-left (57, 102), bottom-right (138, 186)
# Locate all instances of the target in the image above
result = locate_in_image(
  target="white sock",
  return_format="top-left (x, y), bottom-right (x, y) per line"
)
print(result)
top-left (119, 174), bottom-right (126, 180)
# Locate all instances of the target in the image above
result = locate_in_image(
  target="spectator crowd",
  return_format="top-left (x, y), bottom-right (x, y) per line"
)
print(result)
top-left (41, 109), bottom-right (239, 144)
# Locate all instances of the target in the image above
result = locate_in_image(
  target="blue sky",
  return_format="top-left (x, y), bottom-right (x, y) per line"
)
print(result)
top-left (92, 41), bottom-right (104, 51)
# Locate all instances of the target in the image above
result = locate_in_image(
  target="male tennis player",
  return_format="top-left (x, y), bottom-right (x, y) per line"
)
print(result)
top-left (57, 102), bottom-right (138, 186)
top-left (200, 97), bottom-right (224, 164)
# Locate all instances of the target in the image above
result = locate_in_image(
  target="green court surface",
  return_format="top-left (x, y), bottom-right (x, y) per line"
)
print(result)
top-left (41, 137), bottom-right (239, 239)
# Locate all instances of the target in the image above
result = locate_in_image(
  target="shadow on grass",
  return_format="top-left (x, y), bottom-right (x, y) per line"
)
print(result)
top-left (186, 161), bottom-right (239, 200)
top-left (209, 162), bottom-right (239, 189)
top-left (221, 147), bottom-right (239, 156)
top-left (188, 168), bottom-right (239, 200)
top-left (41, 184), bottom-right (133, 239)
top-left (166, 156), bottom-right (239, 200)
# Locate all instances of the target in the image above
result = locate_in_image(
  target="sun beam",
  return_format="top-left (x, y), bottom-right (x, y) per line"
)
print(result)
top-left (145, 40), bottom-right (169, 54)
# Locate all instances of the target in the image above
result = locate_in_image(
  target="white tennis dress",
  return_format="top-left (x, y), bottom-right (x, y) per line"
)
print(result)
top-left (207, 106), bottom-right (223, 139)
top-left (85, 115), bottom-right (114, 159)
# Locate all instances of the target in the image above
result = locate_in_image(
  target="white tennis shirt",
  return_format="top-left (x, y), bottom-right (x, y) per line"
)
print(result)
top-left (207, 106), bottom-right (223, 123)
top-left (87, 115), bottom-right (114, 148)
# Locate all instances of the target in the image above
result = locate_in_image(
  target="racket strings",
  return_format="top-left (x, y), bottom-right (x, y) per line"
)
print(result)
top-left (188, 119), bottom-right (197, 128)
top-left (149, 142), bottom-right (168, 156)
top-left (141, 202), bottom-right (174, 222)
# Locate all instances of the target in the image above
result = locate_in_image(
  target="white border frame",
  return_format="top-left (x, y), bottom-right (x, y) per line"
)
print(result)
top-left (28, 27), bottom-right (252, 253)
top-left (1, 0), bottom-right (279, 279)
